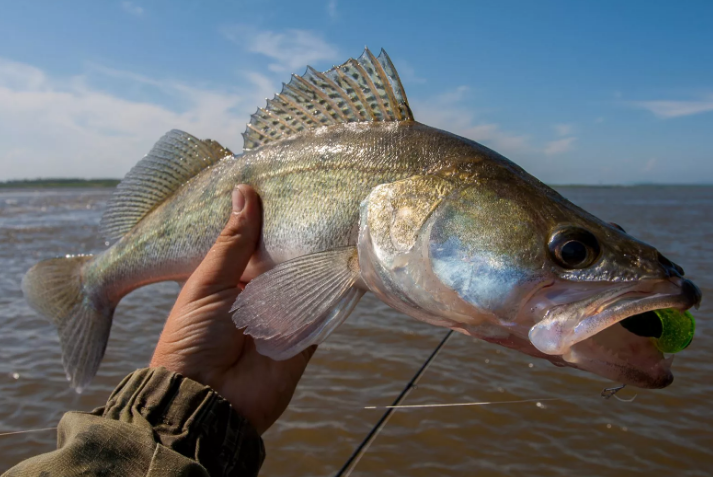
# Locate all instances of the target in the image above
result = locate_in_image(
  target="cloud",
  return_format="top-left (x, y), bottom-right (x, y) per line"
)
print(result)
top-left (0, 58), bottom-right (45, 89)
top-left (84, 63), bottom-right (162, 87)
top-left (327, 0), bottom-right (338, 19)
top-left (243, 71), bottom-right (278, 105)
top-left (632, 96), bottom-right (713, 118)
top-left (0, 53), bottom-right (575, 181)
top-left (553, 123), bottom-right (573, 137)
top-left (460, 123), bottom-right (531, 154)
top-left (0, 57), bottom-right (272, 180)
top-left (395, 59), bottom-right (426, 85)
top-left (544, 137), bottom-right (576, 155)
top-left (547, 125), bottom-right (576, 155)
top-left (121, 1), bottom-right (143, 17)
top-left (411, 86), bottom-right (531, 156)
top-left (643, 158), bottom-right (657, 172)
top-left (221, 25), bottom-right (339, 72)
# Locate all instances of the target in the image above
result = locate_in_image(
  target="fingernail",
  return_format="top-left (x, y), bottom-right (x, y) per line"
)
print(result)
top-left (232, 186), bottom-right (245, 213)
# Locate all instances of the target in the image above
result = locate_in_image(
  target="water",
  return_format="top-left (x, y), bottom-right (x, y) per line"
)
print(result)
top-left (0, 186), bottom-right (711, 476)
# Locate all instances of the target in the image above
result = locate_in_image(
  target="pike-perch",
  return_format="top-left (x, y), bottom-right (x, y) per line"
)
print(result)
top-left (23, 48), bottom-right (702, 391)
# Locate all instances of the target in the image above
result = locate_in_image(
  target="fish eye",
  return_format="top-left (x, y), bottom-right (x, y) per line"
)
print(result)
top-left (549, 227), bottom-right (601, 269)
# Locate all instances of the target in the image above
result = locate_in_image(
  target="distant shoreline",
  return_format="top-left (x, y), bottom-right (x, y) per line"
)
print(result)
top-left (552, 183), bottom-right (712, 188)
top-left (0, 179), bottom-right (120, 189)
top-left (0, 179), bottom-right (709, 190)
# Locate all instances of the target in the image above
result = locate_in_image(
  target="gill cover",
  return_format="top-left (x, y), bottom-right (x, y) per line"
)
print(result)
top-left (358, 175), bottom-right (461, 327)
top-left (358, 177), bottom-right (546, 328)
top-left (426, 186), bottom-right (547, 321)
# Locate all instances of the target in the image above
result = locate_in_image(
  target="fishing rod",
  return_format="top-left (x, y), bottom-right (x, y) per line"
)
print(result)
top-left (334, 329), bottom-right (454, 477)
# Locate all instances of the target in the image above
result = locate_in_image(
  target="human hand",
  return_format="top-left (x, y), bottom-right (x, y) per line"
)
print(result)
top-left (150, 185), bottom-right (316, 435)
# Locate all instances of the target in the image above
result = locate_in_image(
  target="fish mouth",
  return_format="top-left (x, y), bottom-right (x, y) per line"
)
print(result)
top-left (527, 278), bottom-right (701, 388)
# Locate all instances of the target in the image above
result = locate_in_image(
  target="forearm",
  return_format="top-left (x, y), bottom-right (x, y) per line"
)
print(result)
top-left (3, 367), bottom-right (264, 477)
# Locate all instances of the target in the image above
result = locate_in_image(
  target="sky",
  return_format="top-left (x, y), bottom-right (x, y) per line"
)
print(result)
top-left (0, 0), bottom-right (712, 184)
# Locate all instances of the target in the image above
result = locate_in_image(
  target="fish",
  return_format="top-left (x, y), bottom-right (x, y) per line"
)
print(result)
top-left (22, 48), bottom-right (702, 391)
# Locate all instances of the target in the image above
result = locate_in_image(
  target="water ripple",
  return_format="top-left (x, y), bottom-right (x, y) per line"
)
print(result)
top-left (0, 186), bottom-right (711, 476)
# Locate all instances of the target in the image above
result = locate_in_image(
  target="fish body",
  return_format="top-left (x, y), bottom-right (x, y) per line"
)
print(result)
top-left (23, 49), bottom-right (701, 391)
top-left (92, 121), bottom-right (463, 298)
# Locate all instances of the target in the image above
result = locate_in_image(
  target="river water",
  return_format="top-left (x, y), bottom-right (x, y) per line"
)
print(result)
top-left (0, 186), bottom-right (711, 476)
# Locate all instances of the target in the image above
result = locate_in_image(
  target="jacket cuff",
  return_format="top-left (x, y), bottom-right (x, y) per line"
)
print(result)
top-left (101, 367), bottom-right (265, 477)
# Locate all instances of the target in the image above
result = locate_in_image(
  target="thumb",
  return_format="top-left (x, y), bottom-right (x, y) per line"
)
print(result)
top-left (189, 184), bottom-right (262, 292)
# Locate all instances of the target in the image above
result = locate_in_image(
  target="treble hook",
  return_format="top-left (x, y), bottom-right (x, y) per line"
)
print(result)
top-left (601, 384), bottom-right (625, 399)
top-left (601, 384), bottom-right (637, 402)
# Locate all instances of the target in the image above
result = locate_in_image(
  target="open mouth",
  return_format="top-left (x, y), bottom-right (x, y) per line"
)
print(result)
top-left (565, 320), bottom-right (676, 389)
top-left (528, 278), bottom-right (701, 357)
top-left (620, 310), bottom-right (664, 337)
top-left (521, 277), bottom-right (700, 388)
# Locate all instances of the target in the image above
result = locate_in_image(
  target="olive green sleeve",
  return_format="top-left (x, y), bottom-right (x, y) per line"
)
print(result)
top-left (3, 367), bottom-right (265, 477)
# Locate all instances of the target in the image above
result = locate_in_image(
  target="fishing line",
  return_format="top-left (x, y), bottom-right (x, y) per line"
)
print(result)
top-left (364, 397), bottom-right (561, 410)
top-left (334, 329), bottom-right (453, 477)
top-left (0, 427), bottom-right (57, 437)
top-left (612, 394), bottom-right (637, 402)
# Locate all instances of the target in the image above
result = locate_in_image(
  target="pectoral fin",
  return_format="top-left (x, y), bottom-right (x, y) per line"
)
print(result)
top-left (230, 247), bottom-right (363, 360)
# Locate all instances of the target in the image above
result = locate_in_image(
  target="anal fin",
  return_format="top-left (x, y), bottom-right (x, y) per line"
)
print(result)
top-left (230, 247), bottom-right (362, 360)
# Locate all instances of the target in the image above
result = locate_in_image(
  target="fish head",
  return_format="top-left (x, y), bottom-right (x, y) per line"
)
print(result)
top-left (517, 198), bottom-right (702, 389)
top-left (359, 173), bottom-right (701, 388)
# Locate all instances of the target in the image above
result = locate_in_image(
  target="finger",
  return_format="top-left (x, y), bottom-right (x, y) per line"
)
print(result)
top-left (190, 185), bottom-right (262, 292)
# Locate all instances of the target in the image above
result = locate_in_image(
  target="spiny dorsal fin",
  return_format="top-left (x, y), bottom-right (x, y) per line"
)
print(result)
top-left (100, 130), bottom-right (232, 241)
top-left (242, 48), bottom-right (414, 151)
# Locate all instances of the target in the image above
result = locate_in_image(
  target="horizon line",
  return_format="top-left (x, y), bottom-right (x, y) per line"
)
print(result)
top-left (1, 178), bottom-right (712, 188)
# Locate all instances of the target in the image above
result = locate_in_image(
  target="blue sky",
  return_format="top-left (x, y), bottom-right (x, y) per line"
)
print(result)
top-left (1, 1), bottom-right (712, 184)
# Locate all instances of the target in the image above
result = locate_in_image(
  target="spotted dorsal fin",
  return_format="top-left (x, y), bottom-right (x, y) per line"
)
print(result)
top-left (242, 48), bottom-right (414, 151)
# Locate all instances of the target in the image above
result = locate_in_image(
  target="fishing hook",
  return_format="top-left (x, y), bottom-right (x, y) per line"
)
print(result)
top-left (601, 384), bottom-right (637, 402)
top-left (601, 384), bottom-right (626, 399)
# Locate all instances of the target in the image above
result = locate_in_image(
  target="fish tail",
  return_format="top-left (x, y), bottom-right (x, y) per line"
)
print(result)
top-left (22, 255), bottom-right (114, 392)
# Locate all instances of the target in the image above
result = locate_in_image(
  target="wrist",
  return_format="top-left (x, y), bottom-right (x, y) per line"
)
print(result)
top-left (105, 367), bottom-right (265, 475)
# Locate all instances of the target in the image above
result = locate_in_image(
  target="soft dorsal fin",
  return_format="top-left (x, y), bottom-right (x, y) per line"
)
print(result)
top-left (100, 130), bottom-right (232, 241)
top-left (242, 48), bottom-right (414, 150)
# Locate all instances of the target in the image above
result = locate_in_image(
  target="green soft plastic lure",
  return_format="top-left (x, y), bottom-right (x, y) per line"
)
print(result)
top-left (654, 309), bottom-right (696, 353)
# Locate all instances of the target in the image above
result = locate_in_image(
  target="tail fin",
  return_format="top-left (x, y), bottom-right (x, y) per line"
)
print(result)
top-left (22, 255), bottom-right (114, 392)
